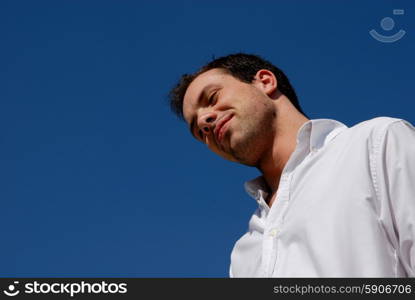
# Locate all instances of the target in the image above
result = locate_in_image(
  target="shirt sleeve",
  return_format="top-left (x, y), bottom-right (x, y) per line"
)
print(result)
top-left (375, 120), bottom-right (415, 276)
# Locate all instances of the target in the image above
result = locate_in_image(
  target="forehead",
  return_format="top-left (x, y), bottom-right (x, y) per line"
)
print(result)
top-left (183, 69), bottom-right (230, 122)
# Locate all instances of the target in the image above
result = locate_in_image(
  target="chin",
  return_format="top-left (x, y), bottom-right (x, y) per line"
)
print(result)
top-left (228, 134), bottom-right (261, 164)
top-left (228, 147), bottom-right (259, 167)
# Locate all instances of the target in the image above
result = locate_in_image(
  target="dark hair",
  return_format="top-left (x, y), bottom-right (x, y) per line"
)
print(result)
top-left (169, 53), bottom-right (305, 119)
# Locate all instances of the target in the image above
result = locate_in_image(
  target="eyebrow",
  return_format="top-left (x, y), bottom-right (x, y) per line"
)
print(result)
top-left (188, 84), bottom-right (216, 139)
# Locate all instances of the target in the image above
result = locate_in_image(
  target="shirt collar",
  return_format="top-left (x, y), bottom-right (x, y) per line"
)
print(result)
top-left (307, 119), bottom-right (347, 153)
top-left (244, 119), bottom-right (347, 202)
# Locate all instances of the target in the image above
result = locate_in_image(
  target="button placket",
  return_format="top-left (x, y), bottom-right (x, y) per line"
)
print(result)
top-left (269, 228), bottom-right (278, 238)
top-left (262, 172), bottom-right (292, 276)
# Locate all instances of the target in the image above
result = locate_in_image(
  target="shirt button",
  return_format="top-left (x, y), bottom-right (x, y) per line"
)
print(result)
top-left (269, 228), bottom-right (278, 237)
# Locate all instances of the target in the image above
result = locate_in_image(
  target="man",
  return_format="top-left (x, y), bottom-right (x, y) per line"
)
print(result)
top-left (169, 53), bottom-right (415, 277)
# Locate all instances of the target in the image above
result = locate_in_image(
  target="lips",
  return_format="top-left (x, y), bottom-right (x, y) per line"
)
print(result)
top-left (214, 114), bottom-right (233, 146)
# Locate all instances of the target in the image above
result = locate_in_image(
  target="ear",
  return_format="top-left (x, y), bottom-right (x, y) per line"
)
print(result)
top-left (253, 69), bottom-right (277, 96)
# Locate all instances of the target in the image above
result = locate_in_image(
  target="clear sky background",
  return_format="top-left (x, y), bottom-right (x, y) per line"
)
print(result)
top-left (1, 0), bottom-right (414, 277)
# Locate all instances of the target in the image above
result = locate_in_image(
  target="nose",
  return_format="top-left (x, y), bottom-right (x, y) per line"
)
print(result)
top-left (197, 111), bottom-right (217, 134)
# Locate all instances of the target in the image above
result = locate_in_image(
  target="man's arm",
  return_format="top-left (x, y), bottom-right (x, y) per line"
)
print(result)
top-left (375, 119), bottom-right (415, 276)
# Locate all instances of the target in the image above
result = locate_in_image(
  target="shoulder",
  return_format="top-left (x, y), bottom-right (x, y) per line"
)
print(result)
top-left (350, 117), bottom-right (404, 132)
top-left (342, 117), bottom-right (410, 142)
top-left (342, 117), bottom-right (415, 162)
top-left (325, 117), bottom-right (414, 154)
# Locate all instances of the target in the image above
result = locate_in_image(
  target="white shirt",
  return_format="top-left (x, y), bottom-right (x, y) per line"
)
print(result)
top-left (230, 117), bottom-right (415, 277)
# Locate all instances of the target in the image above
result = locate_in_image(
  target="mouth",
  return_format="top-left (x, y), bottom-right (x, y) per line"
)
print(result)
top-left (214, 114), bottom-right (234, 147)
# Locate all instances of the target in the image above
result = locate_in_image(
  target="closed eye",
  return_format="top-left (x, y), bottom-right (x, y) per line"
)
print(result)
top-left (192, 88), bottom-right (219, 142)
top-left (208, 91), bottom-right (217, 105)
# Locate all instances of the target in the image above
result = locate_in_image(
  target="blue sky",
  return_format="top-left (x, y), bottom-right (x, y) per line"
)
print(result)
top-left (1, 0), bottom-right (414, 277)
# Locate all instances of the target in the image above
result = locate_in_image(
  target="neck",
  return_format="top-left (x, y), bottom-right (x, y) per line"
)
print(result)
top-left (257, 97), bottom-right (308, 207)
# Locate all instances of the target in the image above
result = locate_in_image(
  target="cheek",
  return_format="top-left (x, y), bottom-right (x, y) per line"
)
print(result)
top-left (246, 101), bottom-right (275, 124)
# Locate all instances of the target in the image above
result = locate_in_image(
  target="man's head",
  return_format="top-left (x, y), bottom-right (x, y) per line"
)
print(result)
top-left (169, 53), bottom-right (305, 166)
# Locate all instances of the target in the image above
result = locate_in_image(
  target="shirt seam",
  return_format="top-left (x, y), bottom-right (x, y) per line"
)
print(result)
top-left (370, 119), bottom-right (403, 277)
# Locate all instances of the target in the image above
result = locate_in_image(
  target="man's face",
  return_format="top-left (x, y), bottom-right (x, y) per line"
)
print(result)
top-left (182, 68), bottom-right (277, 166)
